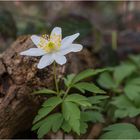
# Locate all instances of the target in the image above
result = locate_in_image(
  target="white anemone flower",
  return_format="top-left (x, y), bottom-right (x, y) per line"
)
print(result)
top-left (20, 27), bottom-right (83, 69)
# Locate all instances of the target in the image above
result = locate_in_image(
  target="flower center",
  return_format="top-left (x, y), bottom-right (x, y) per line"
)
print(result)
top-left (44, 41), bottom-right (56, 52)
top-left (38, 34), bottom-right (61, 53)
top-left (47, 42), bottom-right (55, 48)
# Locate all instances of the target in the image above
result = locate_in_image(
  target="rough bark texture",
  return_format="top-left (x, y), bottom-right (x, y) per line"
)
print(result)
top-left (0, 36), bottom-right (95, 138)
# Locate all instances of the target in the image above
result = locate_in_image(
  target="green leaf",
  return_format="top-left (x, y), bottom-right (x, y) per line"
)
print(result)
top-left (32, 89), bottom-right (57, 95)
top-left (80, 121), bottom-right (88, 134)
top-left (103, 123), bottom-right (138, 131)
top-left (100, 123), bottom-right (140, 139)
top-left (73, 84), bottom-right (85, 93)
top-left (65, 94), bottom-right (91, 107)
top-left (62, 101), bottom-right (80, 135)
top-left (127, 77), bottom-right (140, 85)
top-left (33, 97), bottom-right (62, 123)
top-left (111, 95), bottom-right (140, 118)
top-left (73, 82), bottom-right (106, 94)
top-left (114, 110), bottom-right (128, 118)
top-left (88, 95), bottom-right (109, 104)
top-left (129, 55), bottom-right (140, 68)
top-left (61, 120), bottom-right (71, 133)
top-left (64, 74), bottom-right (76, 87)
top-left (73, 69), bottom-right (94, 84)
top-left (73, 68), bottom-right (108, 84)
top-left (81, 111), bottom-right (104, 123)
top-left (37, 113), bottom-right (63, 138)
top-left (114, 108), bottom-right (140, 119)
top-left (80, 111), bottom-right (104, 134)
top-left (42, 96), bottom-right (62, 107)
top-left (111, 95), bottom-right (133, 109)
top-left (52, 116), bottom-right (63, 133)
top-left (114, 63), bottom-right (136, 85)
top-left (124, 84), bottom-right (140, 106)
top-left (32, 118), bottom-right (47, 131)
top-left (97, 72), bottom-right (117, 89)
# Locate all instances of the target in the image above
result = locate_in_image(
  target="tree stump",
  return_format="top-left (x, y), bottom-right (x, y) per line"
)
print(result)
top-left (0, 35), bottom-right (95, 138)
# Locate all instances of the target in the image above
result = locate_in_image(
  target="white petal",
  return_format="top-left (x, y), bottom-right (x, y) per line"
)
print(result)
top-left (31, 35), bottom-right (41, 46)
top-left (61, 33), bottom-right (80, 49)
top-left (53, 54), bottom-right (67, 65)
top-left (59, 44), bottom-right (83, 55)
top-left (31, 35), bottom-right (48, 48)
top-left (20, 48), bottom-right (46, 56)
top-left (50, 27), bottom-right (62, 36)
top-left (37, 54), bottom-right (54, 69)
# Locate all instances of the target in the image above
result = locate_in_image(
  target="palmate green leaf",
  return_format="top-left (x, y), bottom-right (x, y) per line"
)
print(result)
top-left (111, 95), bottom-right (133, 109)
top-left (61, 120), bottom-right (71, 133)
top-left (63, 74), bottom-right (76, 87)
top-left (37, 113), bottom-right (63, 138)
top-left (81, 111), bottom-right (104, 123)
top-left (33, 97), bottom-right (62, 123)
top-left (100, 123), bottom-right (140, 139)
top-left (88, 95), bottom-right (109, 104)
top-left (42, 96), bottom-right (62, 107)
top-left (80, 110), bottom-right (104, 134)
top-left (114, 63), bottom-right (136, 85)
top-left (73, 82), bottom-right (105, 94)
top-left (65, 94), bottom-right (91, 107)
top-left (33, 108), bottom-right (53, 124)
top-left (111, 95), bottom-right (140, 118)
top-left (62, 101), bottom-right (80, 135)
top-left (80, 121), bottom-right (88, 134)
top-left (72, 68), bottom-right (108, 84)
top-left (32, 117), bottom-right (47, 131)
top-left (73, 84), bottom-right (85, 93)
top-left (32, 89), bottom-right (57, 95)
top-left (124, 84), bottom-right (140, 106)
top-left (72, 69), bottom-right (95, 84)
top-left (97, 72), bottom-right (117, 89)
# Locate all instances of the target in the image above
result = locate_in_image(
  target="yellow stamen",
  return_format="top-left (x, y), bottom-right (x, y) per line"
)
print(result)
top-left (38, 34), bottom-right (61, 53)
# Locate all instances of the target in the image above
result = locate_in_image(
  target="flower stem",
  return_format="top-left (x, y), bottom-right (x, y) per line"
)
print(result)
top-left (53, 62), bottom-right (59, 94)
top-left (63, 86), bottom-right (71, 99)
